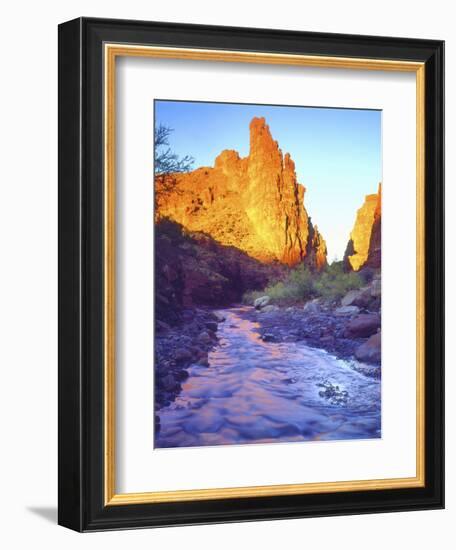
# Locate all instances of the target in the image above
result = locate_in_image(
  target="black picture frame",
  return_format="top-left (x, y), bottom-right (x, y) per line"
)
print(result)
top-left (58, 17), bottom-right (444, 532)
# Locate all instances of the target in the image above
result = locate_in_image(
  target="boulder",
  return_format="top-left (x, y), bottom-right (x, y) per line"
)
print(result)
top-left (254, 295), bottom-right (271, 309)
top-left (205, 321), bottom-right (218, 332)
top-left (174, 369), bottom-right (190, 382)
top-left (196, 356), bottom-right (209, 367)
top-left (260, 305), bottom-right (280, 313)
top-left (355, 332), bottom-right (381, 364)
top-left (196, 331), bottom-right (212, 345)
top-left (355, 291), bottom-right (377, 310)
top-left (366, 296), bottom-right (381, 312)
top-left (341, 285), bottom-right (381, 311)
top-left (345, 313), bottom-right (380, 338)
top-left (212, 311), bottom-right (226, 323)
top-left (369, 277), bottom-right (381, 298)
top-left (358, 266), bottom-right (376, 284)
top-left (341, 289), bottom-right (365, 307)
top-left (335, 305), bottom-right (360, 316)
top-left (174, 348), bottom-right (193, 363)
top-left (303, 299), bottom-right (321, 314)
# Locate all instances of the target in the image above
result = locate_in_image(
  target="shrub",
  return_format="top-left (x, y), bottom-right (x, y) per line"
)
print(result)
top-left (286, 264), bottom-right (315, 300)
top-left (242, 261), bottom-right (364, 306)
top-left (313, 269), bottom-right (363, 301)
top-left (261, 265), bottom-right (315, 304)
top-left (264, 281), bottom-right (297, 303)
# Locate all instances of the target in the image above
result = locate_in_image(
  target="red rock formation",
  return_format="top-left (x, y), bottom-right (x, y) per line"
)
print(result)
top-left (366, 184), bottom-right (381, 268)
top-left (156, 117), bottom-right (326, 269)
top-left (344, 184), bottom-right (381, 271)
top-left (306, 221), bottom-right (327, 271)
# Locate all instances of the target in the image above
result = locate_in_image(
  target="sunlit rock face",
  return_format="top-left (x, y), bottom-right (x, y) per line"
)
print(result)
top-left (344, 184), bottom-right (382, 271)
top-left (365, 184), bottom-right (381, 269)
top-left (156, 117), bottom-right (327, 268)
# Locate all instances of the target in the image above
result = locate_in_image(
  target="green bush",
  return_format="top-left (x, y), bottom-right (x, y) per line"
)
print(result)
top-left (264, 281), bottom-right (297, 303)
top-left (313, 267), bottom-right (363, 301)
top-left (262, 264), bottom-right (315, 304)
top-left (287, 264), bottom-right (315, 298)
top-left (242, 261), bottom-right (364, 306)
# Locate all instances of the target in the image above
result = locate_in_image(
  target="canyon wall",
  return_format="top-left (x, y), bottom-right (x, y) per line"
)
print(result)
top-left (344, 184), bottom-right (382, 271)
top-left (156, 117), bottom-right (327, 269)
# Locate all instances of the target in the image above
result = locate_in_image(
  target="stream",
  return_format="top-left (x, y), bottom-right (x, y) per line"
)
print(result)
top-left (155, 306), bottom-right (381, 448)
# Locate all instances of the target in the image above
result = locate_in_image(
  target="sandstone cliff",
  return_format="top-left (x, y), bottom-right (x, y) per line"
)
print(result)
top-left (365, 184), bottom-right (381, 269)
top-left (344, 184), bottom-right (381, 271)
top-left (156, 117), bottom-right (327, 269)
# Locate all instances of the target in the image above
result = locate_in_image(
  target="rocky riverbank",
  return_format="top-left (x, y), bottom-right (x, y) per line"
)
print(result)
top-left (245, 276), bottom-right (381, 375)
top-left (154, 308), bottom-right (225, 430)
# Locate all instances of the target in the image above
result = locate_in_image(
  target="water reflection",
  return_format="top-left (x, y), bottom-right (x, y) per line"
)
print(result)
top-left (155, 306), bottom-right (381, 448)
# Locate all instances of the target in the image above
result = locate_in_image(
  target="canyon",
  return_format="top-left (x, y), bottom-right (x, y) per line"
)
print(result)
top-left (154, 118), bottom-right (382, 442)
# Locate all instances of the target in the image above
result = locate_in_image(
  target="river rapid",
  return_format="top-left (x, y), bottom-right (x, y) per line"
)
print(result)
top-left (155, 306), bottom-right (381, 448)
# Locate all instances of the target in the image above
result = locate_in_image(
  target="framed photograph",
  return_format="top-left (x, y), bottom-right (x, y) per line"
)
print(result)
top-left (58, 17), bottom-right (444, 531)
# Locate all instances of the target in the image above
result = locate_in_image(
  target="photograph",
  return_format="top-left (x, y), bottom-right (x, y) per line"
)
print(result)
top-left (153, 100), bottom-right (382, 449)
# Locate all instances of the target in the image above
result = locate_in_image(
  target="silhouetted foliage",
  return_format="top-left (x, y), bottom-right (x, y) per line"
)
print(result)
top-left (154, 124), bottom-right (195, 207)
top-left (155, 124), bottom-right (194, 176)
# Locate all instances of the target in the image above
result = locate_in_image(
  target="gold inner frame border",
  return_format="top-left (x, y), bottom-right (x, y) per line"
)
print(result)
top-left (103, 44), bottom-right (425, 506)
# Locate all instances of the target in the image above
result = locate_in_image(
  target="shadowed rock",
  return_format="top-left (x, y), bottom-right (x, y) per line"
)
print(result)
top-left (355, 331), bottom-right (381, 364)
top-left (344, 313), bottom-right (381, 338)
top-left (155, 218), bottom-right (285, 323)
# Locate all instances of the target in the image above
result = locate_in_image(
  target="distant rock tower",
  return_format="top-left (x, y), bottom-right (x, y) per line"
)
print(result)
top-left (344, 183), bottom-right (381, 271)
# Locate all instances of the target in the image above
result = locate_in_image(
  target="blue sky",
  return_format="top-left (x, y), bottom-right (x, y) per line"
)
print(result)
top-left (155, 100), bottom-right (381, 261)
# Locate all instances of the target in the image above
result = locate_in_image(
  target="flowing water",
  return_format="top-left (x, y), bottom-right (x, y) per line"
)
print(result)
top-left (155, 306), bottom-right (381, 448)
